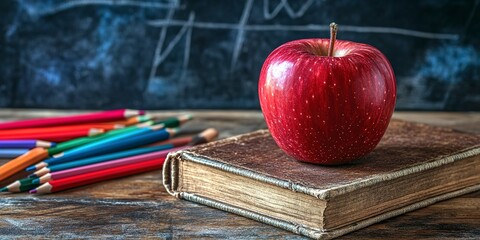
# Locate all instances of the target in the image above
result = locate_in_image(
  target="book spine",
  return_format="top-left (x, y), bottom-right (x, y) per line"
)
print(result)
top-left (162, 151), bottom-right (180, 198)
top-left (162, 151), bottom-right (328, 239)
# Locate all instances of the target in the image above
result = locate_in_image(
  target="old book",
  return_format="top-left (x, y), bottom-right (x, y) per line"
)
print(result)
top-left (163, 120), bottom-right (480, 239)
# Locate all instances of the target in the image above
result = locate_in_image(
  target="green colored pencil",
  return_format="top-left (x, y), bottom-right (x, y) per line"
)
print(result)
top-left (153, 115), bottom-right (192, 128)
top-left (0, 178), bottom-right (39, 193)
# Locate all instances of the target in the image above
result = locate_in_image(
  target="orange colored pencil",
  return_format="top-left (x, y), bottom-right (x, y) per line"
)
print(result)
top-left (0, 128), bottom-right (104, 142)
top-left (0, 147), bottom-right (48, 182)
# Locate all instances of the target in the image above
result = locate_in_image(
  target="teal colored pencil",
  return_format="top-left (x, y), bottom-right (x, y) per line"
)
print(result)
top-left (29, 144), bottom-right (175, 178)
top-left (48, 122), bottom-right (154, 156)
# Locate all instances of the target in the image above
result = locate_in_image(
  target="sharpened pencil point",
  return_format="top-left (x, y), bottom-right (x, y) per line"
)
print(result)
top-left (0, 187), bottom-right (8, 192)
top-left (31, 178), bottom-right (40, 184)
top-left (25, 166), bottom-right (36, 172)
top-left (29, 189), bottom-right (37, 194)
top-left (28, 173), bottom-right (37, 178)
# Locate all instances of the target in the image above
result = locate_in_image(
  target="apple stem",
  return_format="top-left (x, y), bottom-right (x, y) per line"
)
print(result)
top-left (328, 22), bottom-right (338, 57)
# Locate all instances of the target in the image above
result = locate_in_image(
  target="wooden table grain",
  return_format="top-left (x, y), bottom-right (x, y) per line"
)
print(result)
top-left (0, 110), bottom-right (479, 239)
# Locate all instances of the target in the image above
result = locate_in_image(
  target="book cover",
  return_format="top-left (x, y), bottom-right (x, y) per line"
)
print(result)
top-left (163, 120), bottom-right (480, 239)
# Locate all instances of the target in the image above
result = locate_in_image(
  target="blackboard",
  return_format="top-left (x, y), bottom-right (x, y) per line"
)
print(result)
top-left (0, 0), bottom-right (479, 110)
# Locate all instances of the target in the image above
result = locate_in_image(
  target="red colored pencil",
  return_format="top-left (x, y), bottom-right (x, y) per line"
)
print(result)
top-left (0, 109), bottom-right (144, 130)
top-left (30, 159), bottom-right (164, 194)
top-left (0, 124), bottom-right (122, 137)
top-left (0, 128), bottom-right (104, 142)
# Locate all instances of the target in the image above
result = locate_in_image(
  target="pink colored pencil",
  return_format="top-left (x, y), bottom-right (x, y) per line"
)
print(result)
top-left (35, 146), bottom-right (186, 184)
top-left (0, 109), bottom-right (144, 130)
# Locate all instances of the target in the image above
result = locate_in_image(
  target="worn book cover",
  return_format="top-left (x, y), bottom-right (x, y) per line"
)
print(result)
top-left (163, 120), bottom-right (480, 239)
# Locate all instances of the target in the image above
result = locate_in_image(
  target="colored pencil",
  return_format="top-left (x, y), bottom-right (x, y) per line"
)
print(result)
top-left (34, 146), bottom-right (182, 184)
top-left (0, 140), bottom-right (55, 149)
top-left (0, 148), bottom-right (48, 182)
top-left (107, 115), bottom-right (151, 126)
top-left (0, 178), bottom-right (38, 193)
top-left (0, 124), bottom-right (123, 137)
top-left (30, 144), bottom-right (178, 178)
top-left (0, 128), bottom-right (104, 142)
top-left (149, 128), bottom-right (219, 147)
top-left (27, 126), bottom-right (175, 171)
top-left (148, 136), bottom-right (195, 147)
top-left (187, 128), bottom-right (218, 146)
top-left (46, 123), bottom-right (153, 156)
top-left (30, 159), bottom-right (164, 194)
top-left (153, 114), bottom-right (193, 128)
top-left (0, 109), bottom-right (144, 130)
top-left (0, 149), bottom-right (30, 158)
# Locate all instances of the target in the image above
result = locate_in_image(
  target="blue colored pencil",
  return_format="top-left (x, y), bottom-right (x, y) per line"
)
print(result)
top-left (0, 140), bottom-right (55, 149)
top-left (27, 127), bottom-right (176, 171)
top-left (0, 149), bottom-right (30, 158)
top-left (29, 144), bottom-right (175, 178)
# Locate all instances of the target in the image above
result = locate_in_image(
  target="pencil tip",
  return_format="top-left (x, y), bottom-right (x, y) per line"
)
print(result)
top-left (0, 187), bottom-right (8, 192)
top-left (178, 114), bottom-right (193, 123)
top-left (29, 189), bottom-right (37, 194)
top-left (25, 166), bottom-right (36, 172)
top-left (31, 178), bottom-right (40, 184)
top-left (28, 174), bottom-right (37, 178)
top-left (166, 128), bottom-right (179, 136)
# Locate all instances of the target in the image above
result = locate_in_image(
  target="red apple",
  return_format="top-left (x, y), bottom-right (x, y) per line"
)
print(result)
top-left (258, 23), bottom-right (396, 165)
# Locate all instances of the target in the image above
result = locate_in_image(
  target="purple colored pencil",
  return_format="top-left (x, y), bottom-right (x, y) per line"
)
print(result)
top-left (0, 140), bottom-right (55, 149)
top-left (34, 146), bottom-right (187, 184)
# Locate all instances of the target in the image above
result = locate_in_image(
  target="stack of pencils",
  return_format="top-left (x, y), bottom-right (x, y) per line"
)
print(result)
top-left (0, 109), bottom-right (218, 194)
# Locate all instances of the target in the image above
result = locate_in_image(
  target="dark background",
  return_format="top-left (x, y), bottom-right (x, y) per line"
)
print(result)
top-left (0, 0), bottom-right (479, 110)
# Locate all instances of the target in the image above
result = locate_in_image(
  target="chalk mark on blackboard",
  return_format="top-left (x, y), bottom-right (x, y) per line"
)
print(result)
top-left (34, 0), bottom-right (179, 16)
top-left (149, 10), bottom-right (195, 82)
top-left (149, 8), bottom-right (176, 83)
top-left (231, 0), bottom-right (254, 69)
top-left (263, 0), bottom-right (314, 20)
top-left (183, 13), bottom-right (194, 79)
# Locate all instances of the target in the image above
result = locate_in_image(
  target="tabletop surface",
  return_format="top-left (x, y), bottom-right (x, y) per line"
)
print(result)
top-left (0, 110), bottom-right (479, 239)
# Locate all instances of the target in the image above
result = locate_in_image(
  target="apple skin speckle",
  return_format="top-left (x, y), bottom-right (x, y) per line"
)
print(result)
top-left (258, 39), bottom-right (396, 165)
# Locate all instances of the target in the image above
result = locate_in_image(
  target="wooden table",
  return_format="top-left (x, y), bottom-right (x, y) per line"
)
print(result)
top-left (0, 110), bottom-right (479, 239)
